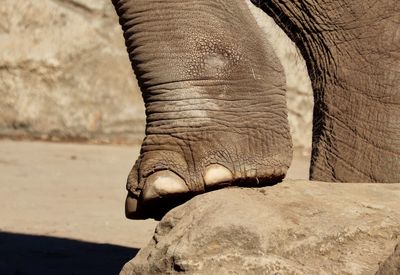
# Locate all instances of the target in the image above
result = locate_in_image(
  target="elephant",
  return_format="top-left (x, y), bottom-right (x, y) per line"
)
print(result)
top-left (111, 0), bottom-right (400, 219)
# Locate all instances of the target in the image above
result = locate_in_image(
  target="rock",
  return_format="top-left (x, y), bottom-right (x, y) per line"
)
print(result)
top-left (0, 0), bottom-right (145, 144)
top-left (0, 0), bottom-right (313, 149)
top-left (121, 180), bottom-right (400, 275)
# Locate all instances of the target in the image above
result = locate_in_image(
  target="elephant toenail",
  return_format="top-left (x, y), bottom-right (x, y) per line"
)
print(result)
top-left (125, 193), bottom-right (138, 218)
top-left (142, 171), bottom-right (189, 200)
top-left (203, 164), bottom-right (233, 187)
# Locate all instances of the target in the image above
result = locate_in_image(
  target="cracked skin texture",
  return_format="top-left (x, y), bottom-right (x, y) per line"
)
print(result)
top-left (112, 0), bottom-right (400, 219)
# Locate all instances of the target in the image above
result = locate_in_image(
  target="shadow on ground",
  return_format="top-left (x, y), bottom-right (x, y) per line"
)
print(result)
top-left (0, 232), bottom-right (138, 275)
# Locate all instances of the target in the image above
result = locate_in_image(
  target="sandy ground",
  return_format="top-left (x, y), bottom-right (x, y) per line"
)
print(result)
top-left (0, 140), bottom-right (309, 274)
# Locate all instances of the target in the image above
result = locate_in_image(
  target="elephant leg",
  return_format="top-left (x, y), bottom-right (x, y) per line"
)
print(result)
top-left (376, 242), bottom-right (400, 275)
top-left (112, 0), bottom-right (292, 219)
top-left (253, 0), bottom-right (400, 182)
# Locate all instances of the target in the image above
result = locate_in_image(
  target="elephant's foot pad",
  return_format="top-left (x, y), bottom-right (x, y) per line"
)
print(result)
top-left (126, 163), bottom-right (287, 220)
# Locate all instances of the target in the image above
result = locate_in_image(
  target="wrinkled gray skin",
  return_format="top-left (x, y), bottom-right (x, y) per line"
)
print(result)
top-left (112, 0), bottom-right (400, 219)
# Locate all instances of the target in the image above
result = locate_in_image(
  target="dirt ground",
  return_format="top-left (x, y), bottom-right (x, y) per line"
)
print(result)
top-left (0, 140), bottom-right (309, 274)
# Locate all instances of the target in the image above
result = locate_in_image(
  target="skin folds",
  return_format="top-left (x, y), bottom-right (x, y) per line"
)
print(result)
top-left (112, 0), bottom-right (400, 219)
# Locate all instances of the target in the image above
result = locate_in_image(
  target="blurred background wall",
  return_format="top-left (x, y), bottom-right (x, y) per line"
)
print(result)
top-left (0, 0), bottom-right (313, 152)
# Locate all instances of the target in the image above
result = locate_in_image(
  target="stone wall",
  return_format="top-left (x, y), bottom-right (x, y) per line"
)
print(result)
top-left (0, 0), bottom-right (313, 151)
top-left (0, 0), bottom-right (145, 143)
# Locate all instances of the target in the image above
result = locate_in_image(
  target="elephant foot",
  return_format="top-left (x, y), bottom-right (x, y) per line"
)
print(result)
top-left (125, 121), bottom-right (292, 220)
top-left (113, 0), bottom-right (294, 219)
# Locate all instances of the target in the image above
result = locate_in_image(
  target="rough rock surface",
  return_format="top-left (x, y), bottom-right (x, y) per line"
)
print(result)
top-left (0, 0), bottom-right (144, 143)
top-left (0, 0), bottom-right (313, 149)
top-left (121, 180), bottom-right (400, 275)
